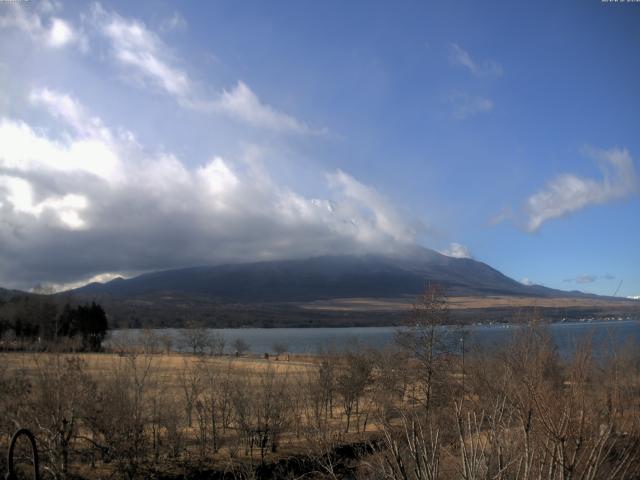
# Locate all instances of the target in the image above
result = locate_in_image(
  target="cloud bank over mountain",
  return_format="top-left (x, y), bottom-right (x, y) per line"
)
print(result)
top-left (0, 2), bottom-right (423, 290)
top-left (0, 88), bottom-right (415, 290)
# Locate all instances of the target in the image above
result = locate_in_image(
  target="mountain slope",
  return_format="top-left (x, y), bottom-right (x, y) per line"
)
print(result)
top-left (70, 247), bottom-right (598, 302)
top-left (0, 287), bottom-right (27, 301)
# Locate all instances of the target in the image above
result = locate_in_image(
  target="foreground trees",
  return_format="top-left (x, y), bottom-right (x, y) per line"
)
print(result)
top-left (1, 335), bottom-right (640, 479)
top-left (367, 320), bottom-right (640, 480)
top-left (57, 302), bottom-right (109, 351)
top-left (0, 296), bottom-right (109, 352)
top-left (1, 288), bottom-right (640, 479)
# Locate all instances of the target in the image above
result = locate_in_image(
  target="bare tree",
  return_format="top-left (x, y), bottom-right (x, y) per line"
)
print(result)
top-left (179, 359), bottom-right (203, 428)
top-left (232, 338), bottom-right (250, 356)
top-left (79, 353), bottom-right (155, 479)
top-left (28, 355), bottom-right (91, 478)
top-left (108, 329), bottom-right (134, 355)
top-left (200, 360), bottom-right (222, 453)
top-left (396, 284), bottom-right (450, 414)
top-left (159, 333), bottom-right (173, 354)
top-left (336, 349), bottom-right (372, 433)
top-left (141, 329), bottom-right (160, 354)
top-left (179, 321), bottom-right (212, 355)
top-left (231, 367), bottom-right (291, 464)
top-left (157, 396), bottom-right (185, 460)
top-left (207, 331), bottom-right (226, 356)
top-left (371, 410), bottom-right (441, 480)
top-left (271, 341), bottom-right (288, 360)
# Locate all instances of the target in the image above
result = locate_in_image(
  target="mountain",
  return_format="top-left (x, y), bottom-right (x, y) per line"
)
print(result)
top-left (1, 249), bottom-right (634, 329)
top-left (63, 247), bottom-right (640, 328)
top-left (70, 247), bottom-right (596, 301)
top-left (0, 287), bottom-right (28, 301)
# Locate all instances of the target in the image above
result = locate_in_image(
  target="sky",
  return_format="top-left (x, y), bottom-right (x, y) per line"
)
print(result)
top-left (0, 0), bottom-right (638, 297)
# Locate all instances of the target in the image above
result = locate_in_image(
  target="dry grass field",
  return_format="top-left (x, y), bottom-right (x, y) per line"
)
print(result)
top-left (1, 351), bottom-right (318, 379)
top-left (0, 349), bottom-right (387, 478)
top-left (2, 292), bottom-right (640, 479)
top-left (301, 295), bottom-right (639, 312)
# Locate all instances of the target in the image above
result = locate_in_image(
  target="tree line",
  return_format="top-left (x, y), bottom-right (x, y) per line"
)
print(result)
top-left (0, 294), bottom-right (108, 352)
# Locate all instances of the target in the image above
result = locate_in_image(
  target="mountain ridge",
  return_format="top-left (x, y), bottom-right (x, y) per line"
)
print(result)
top-left (2, 248), bottom-right (634, 328)
top-left (68, 247), bottom-right (609, 302)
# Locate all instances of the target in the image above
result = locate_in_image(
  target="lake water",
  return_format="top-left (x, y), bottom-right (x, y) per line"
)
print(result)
top-left (108, 319), bottom-right (640, 356)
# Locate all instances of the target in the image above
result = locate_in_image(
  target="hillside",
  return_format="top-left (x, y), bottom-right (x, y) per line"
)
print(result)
top-left (71, 247), bottom-right (597, 301)
top-left (0, 287), bottom-right (25, 301)
top-left (62, 248), bottom-right (640, 328)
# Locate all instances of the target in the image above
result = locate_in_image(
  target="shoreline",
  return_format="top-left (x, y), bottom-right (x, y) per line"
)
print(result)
top-left (112, 315), bottom-right (640, 330)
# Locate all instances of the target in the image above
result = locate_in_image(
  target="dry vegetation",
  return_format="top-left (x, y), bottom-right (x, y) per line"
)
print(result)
top-left (1, 287), bottom-right (640, 479)
top-left (302, 295), bottom-right (639, 312)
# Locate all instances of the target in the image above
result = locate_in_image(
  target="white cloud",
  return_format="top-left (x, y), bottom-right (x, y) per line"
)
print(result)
top-left (197, 157), bottom-right (240, 198)
top-left (92, 4), bottom-right (191, 99)
top-left (0, 2), bottom-right (86, 50)
top-left (0, 119), bottom-right (122, 184)
top-left (525, 147), bottom-right (639, 232)
top-left (326, 170), bottom-right (416, 246)
top-left (0, 89), bottom-right (412, 289)
top-left (447, 92), bottom-right (493, 119)
top-left (29, 87), bottom-right (112, 141)
top-left (489, 207), bottom-right (512, 226)
top-left (564, 274), bottom-right (615, 284)
top-left (575, 274), bottom-right (597, 284)
top-left (160, 11), bottom-right (187, 33)
top-left (217, 81), bottom-right (315, 134)
top-left (47, 17), bottom-right (73, 46)
top-left (2, 87), bottom-right (124, 183)
top-left (90, 5), bottom-right (317, 134)
top-left (449, 43), bottom-right (503, 77)
top-left (35, 0), bottom-right (62, 16)
top-left (0, 176), bottom-right (88, 229)
top-left (33, 271), bottom-right (128, 293)
top-left (628, 295), bottom-right (640, 300)
top-left (521, 277), bottom-right (535, 286)
top-left (440, 242), bottom-right (472, 259)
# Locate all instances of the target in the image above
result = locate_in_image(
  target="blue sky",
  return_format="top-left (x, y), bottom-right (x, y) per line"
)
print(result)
top-left (0, 0), bottom-right (638, 297)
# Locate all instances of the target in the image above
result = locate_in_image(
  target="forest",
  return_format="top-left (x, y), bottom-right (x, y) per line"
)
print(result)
top-left (0, 294), bottom-right (109, 352)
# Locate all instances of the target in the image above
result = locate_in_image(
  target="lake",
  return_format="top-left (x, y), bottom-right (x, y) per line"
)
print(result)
top-left (108, 319), bottom-right (640, 356)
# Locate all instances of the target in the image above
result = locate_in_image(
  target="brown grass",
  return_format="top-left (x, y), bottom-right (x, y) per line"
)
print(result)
top-left (1, 351), bottom-right (318, 383)
top-left (300, 295), bottom-right (638, 312)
